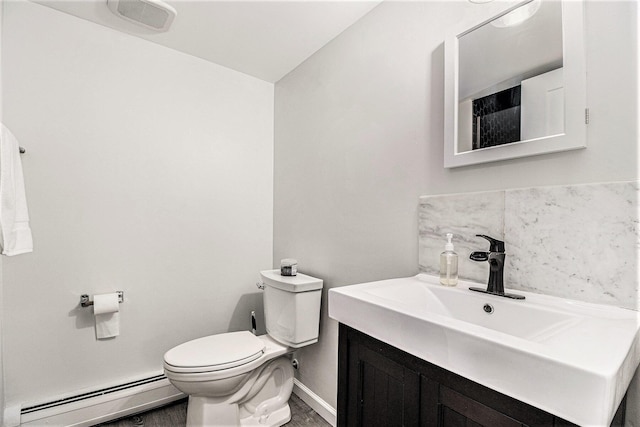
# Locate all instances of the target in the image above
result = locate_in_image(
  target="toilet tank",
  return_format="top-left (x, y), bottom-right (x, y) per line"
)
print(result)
top-left (260, 270), bottom-right (323, 348)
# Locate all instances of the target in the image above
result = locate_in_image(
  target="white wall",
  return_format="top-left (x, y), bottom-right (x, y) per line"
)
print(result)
top-left (274, 0), bottom-right (637, 416)
top-left (1, 0), bottom-right (273, 408)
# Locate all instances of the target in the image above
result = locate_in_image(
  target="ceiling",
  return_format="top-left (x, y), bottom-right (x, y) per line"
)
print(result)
top-left (33, 0), bottom-right (382, 83)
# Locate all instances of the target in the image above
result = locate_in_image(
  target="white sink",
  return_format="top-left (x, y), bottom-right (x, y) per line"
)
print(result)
top-left (328, 274), bottom-right (640, 426)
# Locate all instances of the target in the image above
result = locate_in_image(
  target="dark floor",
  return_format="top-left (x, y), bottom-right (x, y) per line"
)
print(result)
top-left (95, 393), bottom-right (331, 427)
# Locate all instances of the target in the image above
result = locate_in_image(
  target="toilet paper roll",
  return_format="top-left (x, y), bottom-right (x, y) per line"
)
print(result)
top-left (94, 293), bottom-right (120, 339)
top-left (93, 293), bottom-right (120, 315)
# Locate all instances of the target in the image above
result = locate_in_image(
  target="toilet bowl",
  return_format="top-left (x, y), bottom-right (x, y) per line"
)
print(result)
top-left (164, 270), bottom-right (323, 427)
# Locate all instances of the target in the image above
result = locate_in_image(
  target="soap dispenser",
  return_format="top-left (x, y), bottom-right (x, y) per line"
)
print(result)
top-left (440, 233), bottom-right (458, 286)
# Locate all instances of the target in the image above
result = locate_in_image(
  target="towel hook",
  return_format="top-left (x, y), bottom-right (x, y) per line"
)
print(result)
top-left (19, 147), bottom-right (25, 154)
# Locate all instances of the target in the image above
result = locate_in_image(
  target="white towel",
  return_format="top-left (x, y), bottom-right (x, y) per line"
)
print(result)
top-left (0, 124), bottom-right (33, 256)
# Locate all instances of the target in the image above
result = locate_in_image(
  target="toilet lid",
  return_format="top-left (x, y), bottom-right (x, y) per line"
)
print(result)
top-left (164, 331), bottom-right (265, 372)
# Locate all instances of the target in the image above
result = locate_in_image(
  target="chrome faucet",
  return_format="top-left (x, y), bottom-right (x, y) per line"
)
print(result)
top-left (469, 235), bottom-right (524, 300)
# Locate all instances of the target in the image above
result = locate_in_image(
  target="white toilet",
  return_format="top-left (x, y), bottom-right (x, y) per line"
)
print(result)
top-left (163, 270), bottom-right (323, 427)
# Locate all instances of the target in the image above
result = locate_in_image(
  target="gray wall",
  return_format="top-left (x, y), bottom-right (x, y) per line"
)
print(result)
top-left (0, 2), bottom-right (4, 422)
top-left (2, 1), bottom-right (273, 409)
top-left (274, 0), bottom-right (638, 413)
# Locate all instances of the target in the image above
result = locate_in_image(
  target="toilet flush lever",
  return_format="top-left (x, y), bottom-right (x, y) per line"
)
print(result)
top-left (256, 281), bottom-right (265, 290)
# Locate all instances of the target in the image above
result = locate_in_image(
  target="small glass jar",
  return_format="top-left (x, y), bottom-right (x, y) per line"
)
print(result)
top-left (280, 258), bottom-right (298, 276)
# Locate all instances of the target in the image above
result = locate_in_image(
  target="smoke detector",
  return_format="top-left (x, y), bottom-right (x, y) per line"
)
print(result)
top-left (107, 0), bottom-right (177, 32)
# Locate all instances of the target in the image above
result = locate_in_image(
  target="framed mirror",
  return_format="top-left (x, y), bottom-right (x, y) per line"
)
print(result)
top-left (444, 0), bottom-right (587, 168)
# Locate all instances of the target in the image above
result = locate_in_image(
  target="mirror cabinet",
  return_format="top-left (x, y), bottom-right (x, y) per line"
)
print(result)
top-left (444, 0), bottom-right (587, 168)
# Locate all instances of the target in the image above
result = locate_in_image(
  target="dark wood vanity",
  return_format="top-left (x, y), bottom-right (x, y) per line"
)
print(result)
top-left (337, 324), bottom-right (627, 427)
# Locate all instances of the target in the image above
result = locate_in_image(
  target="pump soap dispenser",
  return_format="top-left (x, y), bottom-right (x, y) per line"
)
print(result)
top-left (440, 233), bottom-right (458, 286)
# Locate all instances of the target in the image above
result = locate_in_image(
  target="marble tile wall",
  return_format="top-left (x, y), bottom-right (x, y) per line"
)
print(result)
top-left (419, 191), bottom-right (504, 284)
top-left (419, 181), bottom-right (640, 310)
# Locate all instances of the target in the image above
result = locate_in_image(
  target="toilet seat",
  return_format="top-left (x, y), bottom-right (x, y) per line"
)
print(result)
top-left (164, 331), bottom-right (265, 374)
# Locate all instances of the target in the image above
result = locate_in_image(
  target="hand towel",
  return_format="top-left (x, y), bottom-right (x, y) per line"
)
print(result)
top-left (0, 124), bottom-right (33, 256)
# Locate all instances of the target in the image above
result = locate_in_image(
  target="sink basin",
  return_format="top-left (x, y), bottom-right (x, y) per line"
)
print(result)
top-left (328, 274), bottom-right (640, 426)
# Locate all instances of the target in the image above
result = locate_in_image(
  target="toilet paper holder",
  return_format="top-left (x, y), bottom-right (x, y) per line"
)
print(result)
top-left (80, 291), bottom-right (124, 308)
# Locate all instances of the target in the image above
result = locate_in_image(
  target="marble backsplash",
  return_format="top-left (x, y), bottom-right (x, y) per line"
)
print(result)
top-left (419, 181), bottom-right (640, 310)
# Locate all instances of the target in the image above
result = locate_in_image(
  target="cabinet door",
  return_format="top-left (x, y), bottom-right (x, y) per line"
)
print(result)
top-left (342, 335), bottom-right (420, 426)
top-left (338, 325), bottom-right (625, 427)
top-left (436, 385), bottom-right (527, 427)
top-left (421, 376), bottom-right (527, 427)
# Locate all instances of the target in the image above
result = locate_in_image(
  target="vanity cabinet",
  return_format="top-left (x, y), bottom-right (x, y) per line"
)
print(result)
top-left (337, 324), bottom-right (626, 427)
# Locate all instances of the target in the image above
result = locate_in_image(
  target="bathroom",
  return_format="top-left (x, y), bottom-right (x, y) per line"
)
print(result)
top-left (0, 0), bottom-right (638, 425)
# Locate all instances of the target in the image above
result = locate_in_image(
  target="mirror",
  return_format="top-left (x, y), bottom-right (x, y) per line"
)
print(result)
top-left (444, 0), bottom-right (587, 168)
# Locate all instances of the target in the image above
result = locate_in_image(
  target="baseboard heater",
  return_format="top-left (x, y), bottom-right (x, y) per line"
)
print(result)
top-left (21, 374), bottom-right (166, 415)
top-left (17, 374), bottom-right (185, 427)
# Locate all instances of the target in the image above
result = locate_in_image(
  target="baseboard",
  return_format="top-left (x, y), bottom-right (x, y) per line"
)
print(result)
top-left (19, 377), bottom-right (185, 427)
top-left (15, 375), bottom-right (331, 426)
top-left (292, 378), bottom-right (337, 427)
